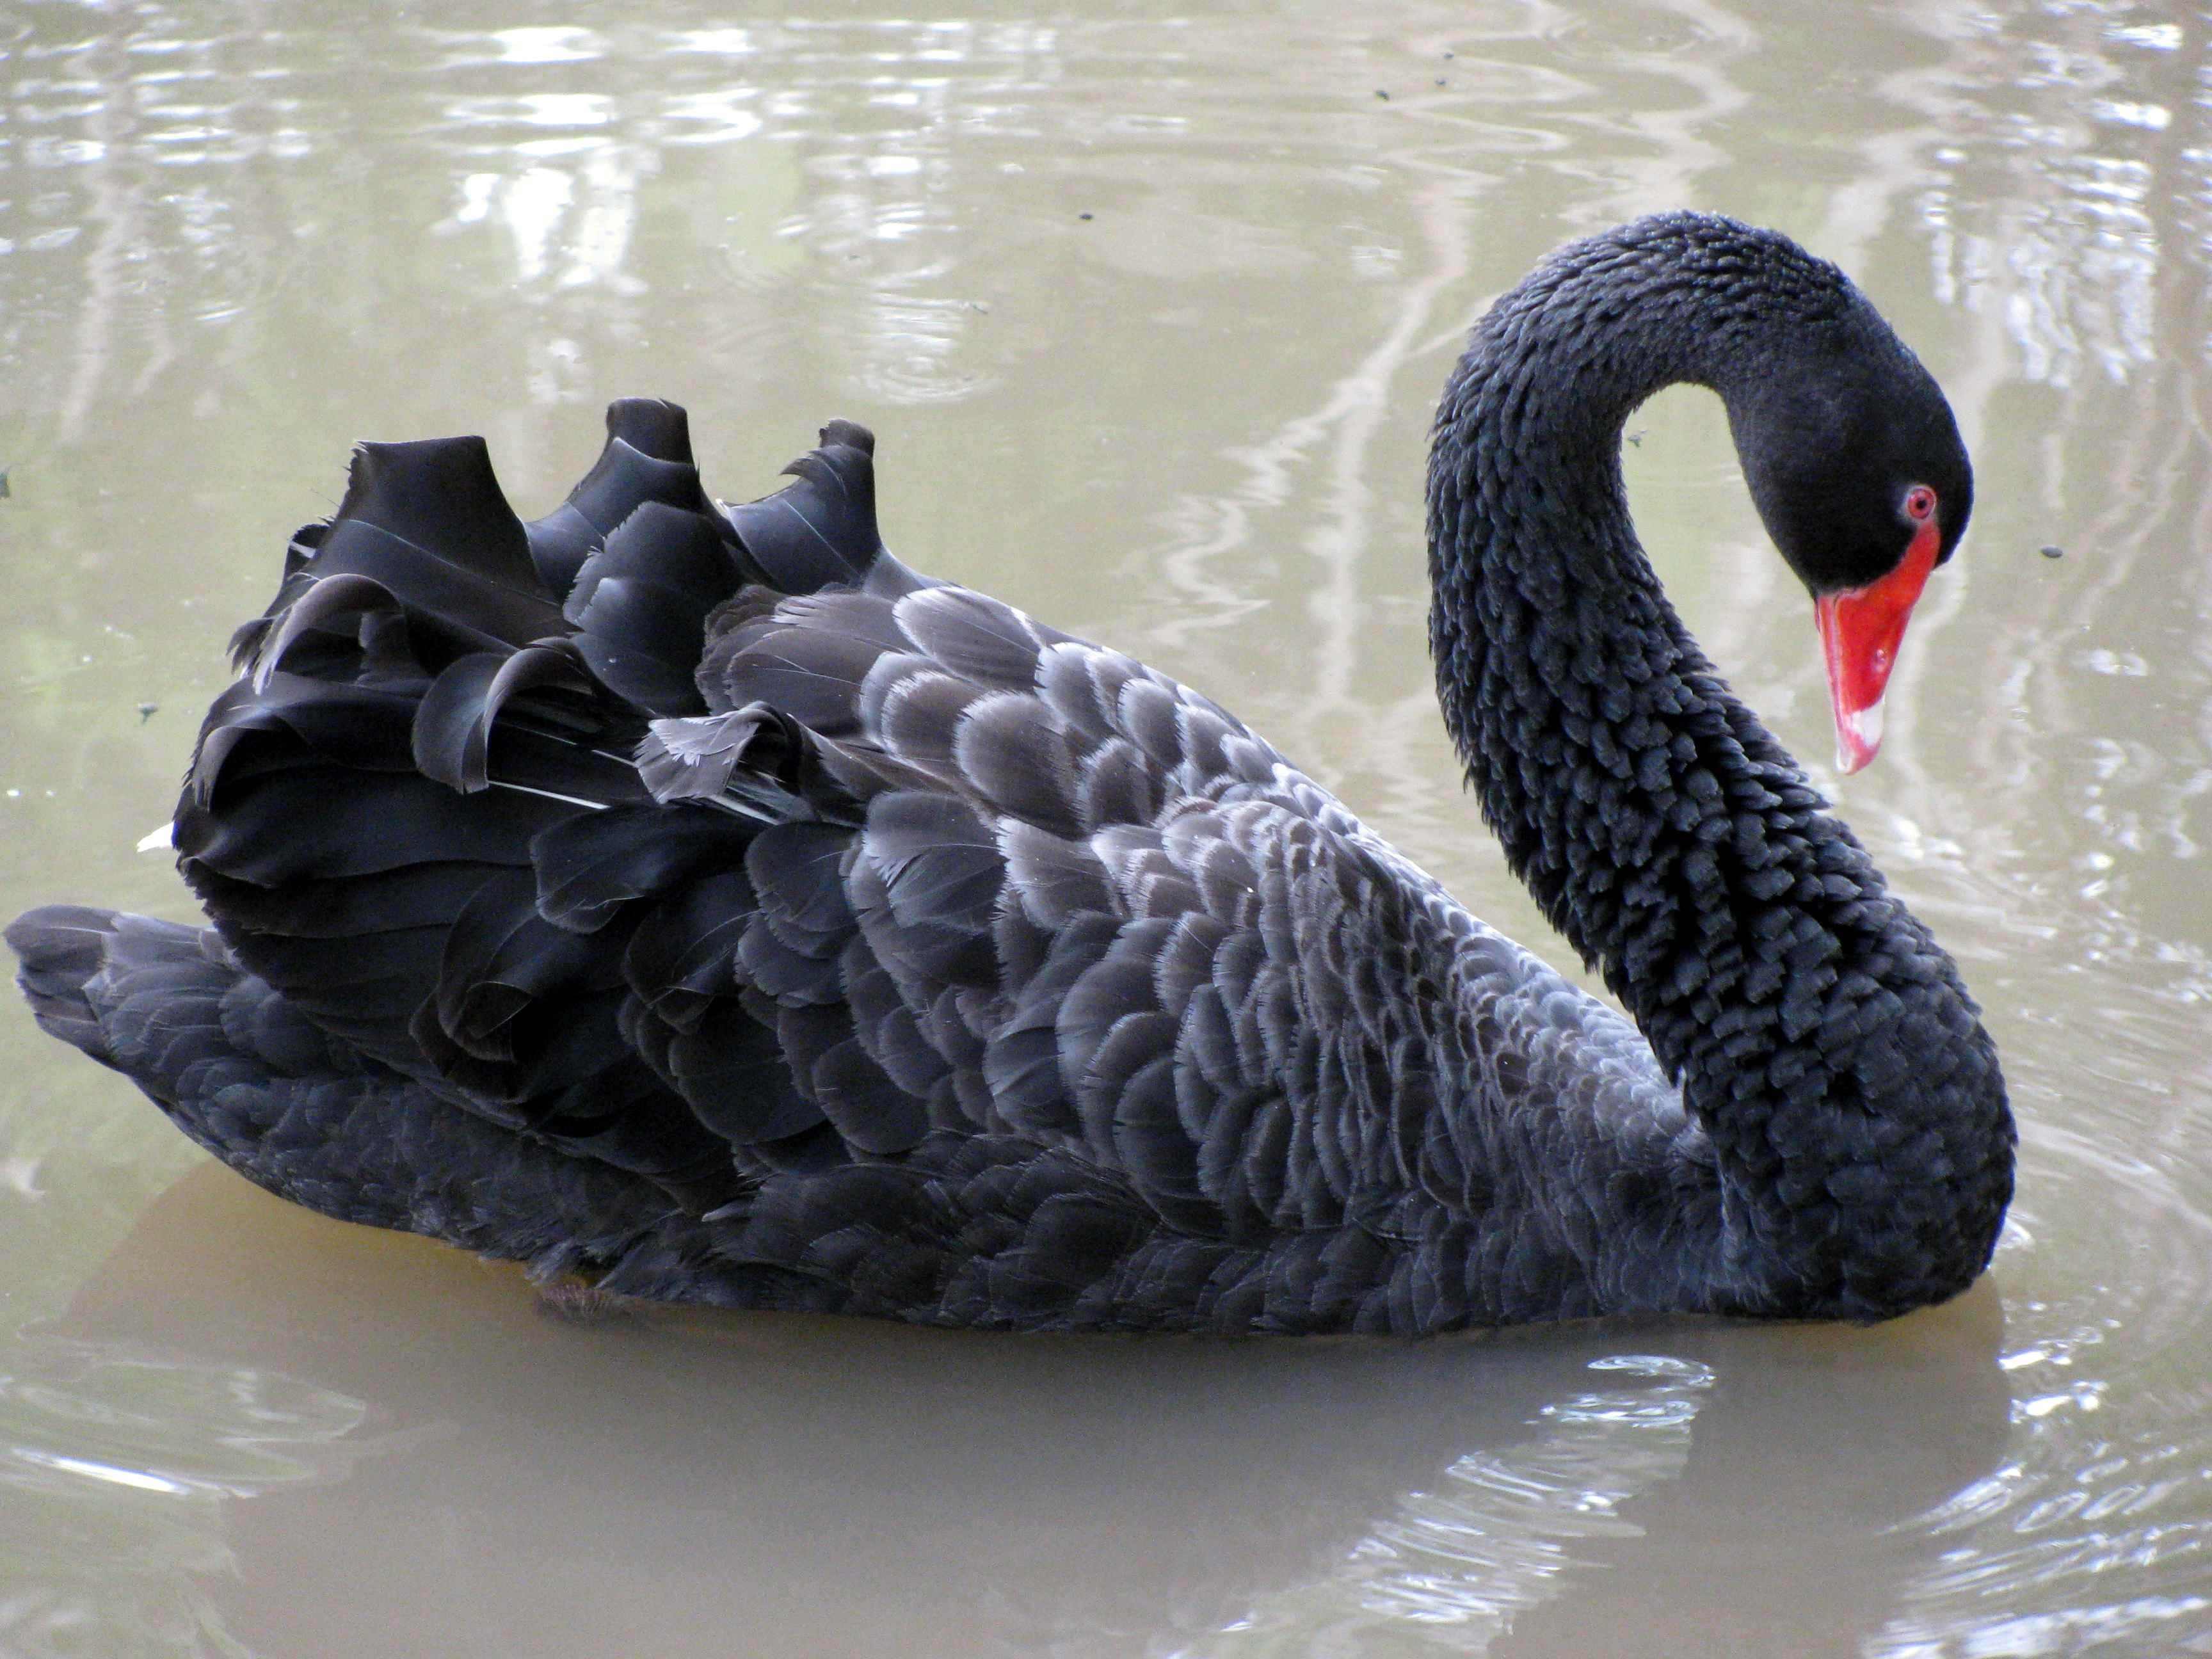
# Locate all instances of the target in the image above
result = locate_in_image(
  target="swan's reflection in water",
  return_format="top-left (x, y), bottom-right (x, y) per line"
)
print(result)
top-left (4, 1165), bottom-right (2010, 1658)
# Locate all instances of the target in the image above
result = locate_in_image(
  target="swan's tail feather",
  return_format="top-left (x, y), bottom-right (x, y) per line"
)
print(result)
top-left (4, 904), bottom-right (707, 1274)
top-left (9, 906), bottom-right (339, 1101)
top-left (8, 905), bottom-right (132, 1069)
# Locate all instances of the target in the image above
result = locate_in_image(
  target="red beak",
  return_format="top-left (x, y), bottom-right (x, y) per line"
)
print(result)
top-left (1813, 517), bottom-right (1941, 774)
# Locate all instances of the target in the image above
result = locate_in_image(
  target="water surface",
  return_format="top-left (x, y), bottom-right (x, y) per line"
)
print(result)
top-left (4, 2), bottom-right (2211, 1654)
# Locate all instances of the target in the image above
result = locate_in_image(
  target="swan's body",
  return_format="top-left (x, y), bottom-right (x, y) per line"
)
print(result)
top-left (9, 214), bottom-right (2012, 1333)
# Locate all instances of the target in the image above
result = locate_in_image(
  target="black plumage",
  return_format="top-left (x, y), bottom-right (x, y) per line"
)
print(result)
top-left (8, 215), bottom-right (2013, 1333)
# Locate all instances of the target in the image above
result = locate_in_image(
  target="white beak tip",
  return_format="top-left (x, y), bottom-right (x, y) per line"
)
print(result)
top-left (135, 821), bottom-right (175, 854)
top-left (1833, 701), bottom-right (1885, 776)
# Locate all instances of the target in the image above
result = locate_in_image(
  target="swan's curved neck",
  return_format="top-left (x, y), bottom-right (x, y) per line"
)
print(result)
top-left (1426, 216), bottom-right (2012, 1318)
top-left (1428, 220), bottom-right (1834, 1033)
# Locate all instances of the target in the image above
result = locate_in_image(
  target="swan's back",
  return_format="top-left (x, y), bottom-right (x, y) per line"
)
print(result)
top-left (12, 402), bottom-right (1685, 1333)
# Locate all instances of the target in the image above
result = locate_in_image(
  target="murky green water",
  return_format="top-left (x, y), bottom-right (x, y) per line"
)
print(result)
top-left (4, 2), bottom-right (2211, 1653)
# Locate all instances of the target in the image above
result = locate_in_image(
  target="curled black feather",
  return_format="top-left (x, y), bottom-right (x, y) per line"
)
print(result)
top-left (723, 422), bottom-right (883, 595)
top-left (525, 399), bottom-right (710, 598)
top-left (413, 643), bottom-right (599, 794)
top-left (532, 805), bottom-right (752, 934)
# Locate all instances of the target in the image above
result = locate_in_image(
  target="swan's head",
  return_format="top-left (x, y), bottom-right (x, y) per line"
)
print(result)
top-left (1727, 296), bottom-right (1974, 775)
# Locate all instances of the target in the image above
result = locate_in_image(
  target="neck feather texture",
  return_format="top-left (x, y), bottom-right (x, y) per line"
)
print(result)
top-left (1427, 214), bottom-right (2012, 1318)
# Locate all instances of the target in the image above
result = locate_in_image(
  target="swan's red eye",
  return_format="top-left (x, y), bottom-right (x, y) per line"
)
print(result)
top-left (1903, 485), bottom-right (1937, 522)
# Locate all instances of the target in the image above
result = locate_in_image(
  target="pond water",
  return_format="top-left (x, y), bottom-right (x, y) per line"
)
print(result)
top-left (4, 1), bottom-right (2211, 1653)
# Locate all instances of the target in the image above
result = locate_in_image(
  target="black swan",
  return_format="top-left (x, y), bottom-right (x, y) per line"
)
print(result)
top-left (8, 212), bottom-right (2013, 1333)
